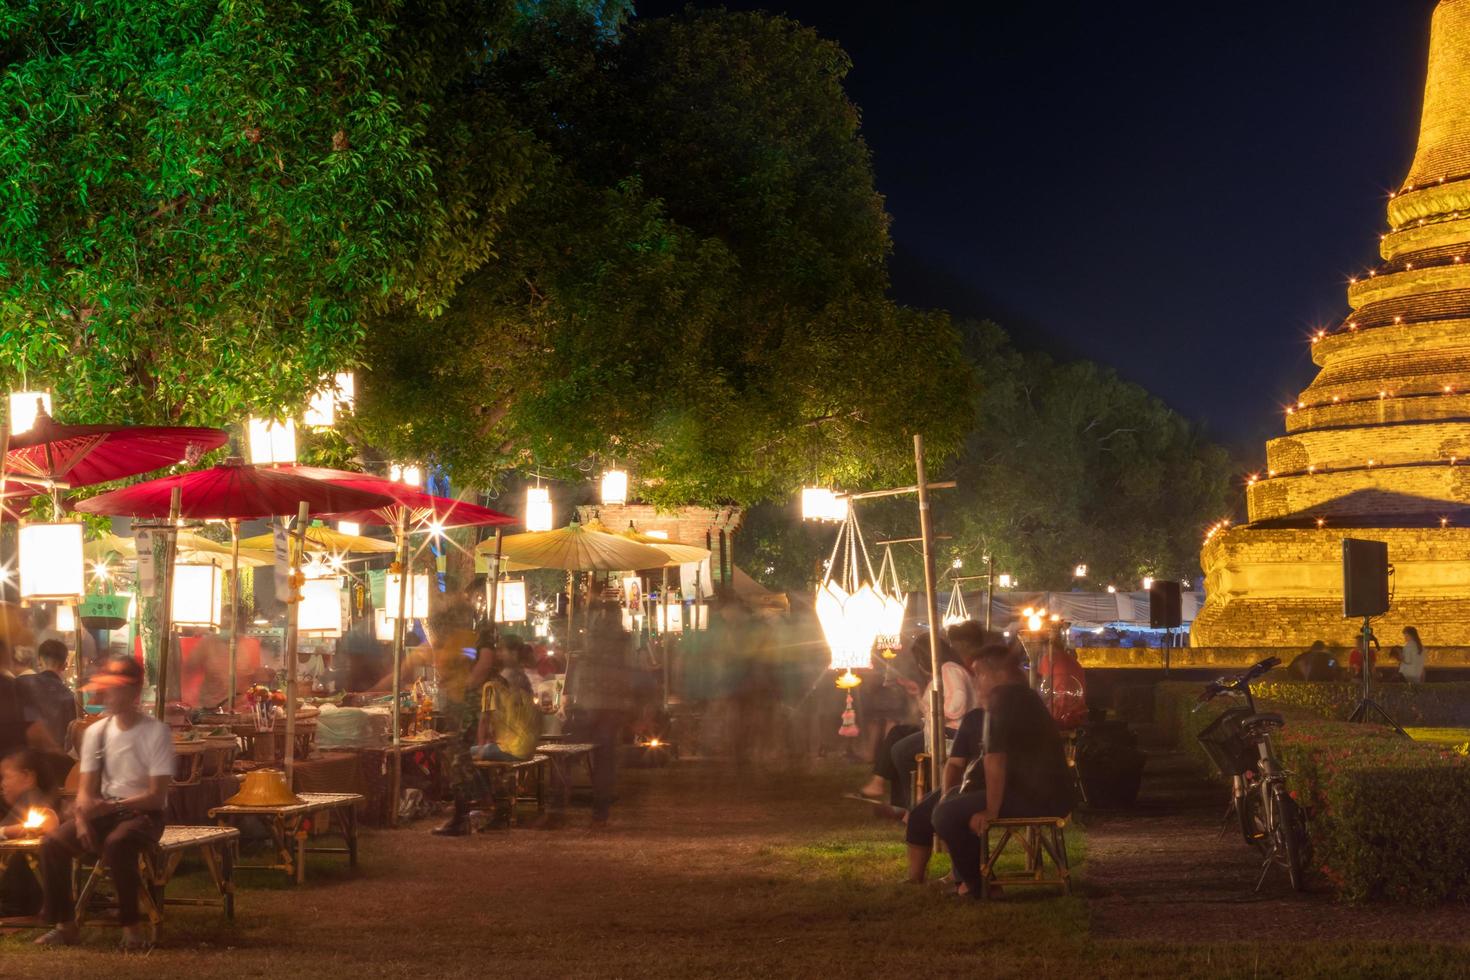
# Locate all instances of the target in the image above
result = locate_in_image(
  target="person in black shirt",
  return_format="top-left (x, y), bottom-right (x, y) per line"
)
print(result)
top-left (0, 605), bottom-right (57, 761)
top-left (933, 642), bottom-right (1073, 897)
top-left (17, 640), bottom-right (78, 751)
top-left (901, 704), bottom-right (985, 883)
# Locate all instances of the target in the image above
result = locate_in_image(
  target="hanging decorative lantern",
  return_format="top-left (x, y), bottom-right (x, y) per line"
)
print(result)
top-left (997, 573), bottom-right (1014, 589)
top-left (55, 604), bottom-right (76, 633)
top-left (941, 579), bottom-right (969, 629)
top-left (384, 571), bottom-right (431, 620)
top-left (304, 372), bottom-right (355, 428)
top-left (337, 520), bottom-right (362, 537)
top-left (873, 545), bottom-right (909, 653)
top-left (656, 595), bottom-right (684, 634)
top-left (390, 463), bottom-right (423, 488)
top-left (1022, 606), bottom-right (1047, 632)
top-left (814, 507), bottom-right (885, 688)
top-left (8, 391), bottom-right (52, 436)
top-left (374, 607), bottom-right (395, 642)
top-left (172, 562), bottom-right (223, 628)
top-left (801, 487), bottom-right (847, 522)
top-left (246, 418), bottom-right (297, 466)
top-left (494, 579), bottom-right (528, 623)
top-left (298, 565), bottom-right (343, 636)
top-left (601, 469), bottom-right (629, 506)
top-left (19, 523), bottom-right (85, 602)
top-left (525, 486), bottom-right (553, 532)
top-left (689, 603), bottom-right (709, 631)
top-left (1074, 563), bottom-right (1088, 579)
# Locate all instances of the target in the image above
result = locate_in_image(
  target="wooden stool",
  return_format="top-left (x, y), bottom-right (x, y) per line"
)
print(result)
top-left (472, 754), bottom-right (548, 825)
top-left (912, 752), bottom-right (932, 804)
top-left (979, 816), bottom-right (1071, 899)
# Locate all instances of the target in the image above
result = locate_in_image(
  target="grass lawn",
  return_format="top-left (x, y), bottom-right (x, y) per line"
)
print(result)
top-left (2, 760), bottom-right (1467, 978)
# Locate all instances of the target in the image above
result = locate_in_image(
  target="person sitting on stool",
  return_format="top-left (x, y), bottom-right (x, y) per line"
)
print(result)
top-left (34, 658), bottom-right (174, 949)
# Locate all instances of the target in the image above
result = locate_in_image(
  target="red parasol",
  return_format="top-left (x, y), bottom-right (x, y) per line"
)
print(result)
top-left (6, 409), bottom-right (228, 492)
top-left (72, 461), bottom-right (394, 520)
top-left (278, 466), bottom-right (515, 528)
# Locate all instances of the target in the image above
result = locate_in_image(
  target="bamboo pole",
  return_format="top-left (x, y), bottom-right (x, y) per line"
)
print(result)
top-left (914, 435), bottom-right (946, 789)
top-left (227, 518), bottom-right (240, 713)
top-left (154, 486), bottom-right (182, 720)
top-left (283, 501), bottom-right (309, 787)
top-left (389, 507), bottom-right (409, 827)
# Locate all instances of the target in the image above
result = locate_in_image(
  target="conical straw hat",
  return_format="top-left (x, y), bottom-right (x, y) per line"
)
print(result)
top-left (223, 768), bottom-right (301, 807)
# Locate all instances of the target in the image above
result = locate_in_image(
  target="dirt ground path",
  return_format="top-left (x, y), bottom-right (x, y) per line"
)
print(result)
top-left (1084, 749), bottom-right (1470, 942)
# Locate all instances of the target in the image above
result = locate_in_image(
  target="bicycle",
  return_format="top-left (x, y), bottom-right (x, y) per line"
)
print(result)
top-left (1194, 656), bottom-right (1310, 892)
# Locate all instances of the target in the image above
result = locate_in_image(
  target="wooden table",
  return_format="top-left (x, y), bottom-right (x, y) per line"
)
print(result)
top-left (1, 825), bottom-right (240, 939)
top-left (332, 733), bottom-right (455, 826)
top-left (209, 792), bottom-right (362, 884)
top-left (537, 742), bottom-right (596, 811)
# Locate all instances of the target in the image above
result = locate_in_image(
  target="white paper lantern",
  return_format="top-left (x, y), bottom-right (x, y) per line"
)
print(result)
top-left (303, 372), bottom-right (355, 428)
top-left (997, 573), bottom-right (1014, 589)
top-left (172, 562), bottom-right (222, 628)
top-left (374, 607), bottom-right (395, 641)
top-left (941, 580), bottom-right (969, 629)
top-left (656, 598), bottom-right (684, 634)
top-left (19, 523), bottom-right (84, 601)
top-left (298, 572), bottom-right (343, 636)
top-left (601, 469), bottom-right (628, 506)
top-left (494, 580), bottom-right (528, 623)
top-left (384, 571), bottom-right (430, 619)
top-left (815, 580), bottom-right (884, 671)
top-left (55, 604), bottom-right (75, 633)
top-left (390, 463), bottom-right (423, 487)
top-left (337, 521), bottom-right (362, 537)
top-left (801, 487), bottom-right (847, 522)
top-left (873, 547), bottom-right (908, 650)
top-left (525, 486), bottom-right (553, 532)
top-left (8, 391), bottom-right (52, 436)
top-left (690, 603), bottom-right (709, 631)
top-left (246, 417), bottom-right (297, 466)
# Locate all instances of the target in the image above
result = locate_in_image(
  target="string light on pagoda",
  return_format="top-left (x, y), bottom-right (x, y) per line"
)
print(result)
top-left (1442, 517), bottom-right (1451, 529)
top-left (1316, 517), bottom-right (1327, 529)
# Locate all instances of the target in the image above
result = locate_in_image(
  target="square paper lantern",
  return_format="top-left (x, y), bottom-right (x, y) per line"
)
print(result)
top-left (299, 574), bottom-right (343, 636)
top-left (172, 562), bottom-right (222, 628)
top-left (374, 607), bottom-right (395, 642)
top-left (55, 604), bottom-right (76, 633)
top-left (303, 372), bottom-right (355, 428)
top-left (601, 469), bottom-right (628, 506)
top-left (800, 487), bottom-right (847, 522)
top-left (247, 417), bottom-right (297, 466)
top-left (390, 463), bottom-right (423, 487)
top-left (656, 598), bottom-right (683, 634)
top-left (525, 486), bottom-right (553, 532)
top-left (19, 523), bottom-right (84, 601)
top-left (337, 521), bottom-right (362, 537)
top-left (8, 391), bottom-right (52, 436)
top-left (384, 571), bottom-right (430, 620)
top-left (494, 580), bottom-right (528, 623)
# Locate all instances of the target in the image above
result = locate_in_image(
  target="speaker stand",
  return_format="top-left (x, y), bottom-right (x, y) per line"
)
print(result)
top-left (1347, 616), bottom-right (1407, 737)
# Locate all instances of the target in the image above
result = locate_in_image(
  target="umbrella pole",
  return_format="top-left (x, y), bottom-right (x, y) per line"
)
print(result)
top-left (390, 508), bottom-right (409, 827)
top-left (487, 528), bottom-right (503, 644)
top-left (914, 434), bottom-right (947, 793)
top-left (154, 486), bottom-right (182, 721)
top-left (566, 570), bottom-right (574, 655)
top-left (284, 501), bottom-right (309, 788)
top-left (228, 518), bottom-right (240, 714)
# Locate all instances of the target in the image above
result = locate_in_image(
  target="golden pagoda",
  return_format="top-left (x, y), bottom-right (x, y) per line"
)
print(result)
top-left (1192, 0), bottom-right (1470, 659)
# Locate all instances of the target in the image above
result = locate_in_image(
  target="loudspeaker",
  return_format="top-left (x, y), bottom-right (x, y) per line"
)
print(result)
top-left (1342, 538), bottom-right (1390, 618)
top-left (1149, 580), bottom-right (1182, 629)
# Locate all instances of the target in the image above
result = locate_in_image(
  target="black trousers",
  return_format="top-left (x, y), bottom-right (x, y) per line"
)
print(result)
top-left (872, 724), bottom-right (920, 804)
top-left (41, 811), bottom-right (165, 926)
top-left (933, 791), bottom-right (1062, 895)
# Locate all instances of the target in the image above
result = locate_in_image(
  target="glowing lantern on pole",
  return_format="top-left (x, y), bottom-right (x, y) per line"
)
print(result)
top-left (337, 521), bottom-right (362, 537)
top-left (601, 469), bottom-right (628, 506)
top-left (304, 373), bottom-right (355, 427)
top-left (873, 545), bottom-right (908, 653)
top-left (390, 463), bottom-right (423, 488)
top-left (374, 607), bottom-right (395, 641)
top-left (384, 571), bottom-right (430, 620)
top-left (942, 580), bottom-right (969, 629)
top-left (525, 486), bottom-right (553, 532)
top-left (997, 574), bottom-right (1013, 589)
top-left (298, 565), bottom-right (343, 636)
top-left (1074, 564), bottom-right (1088, 579)
top-left (18, 523), bottom-right (84, 601)
top-left (656, 595), bottom-right (684, 634)
top-left (814, 507), bottom-right (885, 687)
top-left (1022, 607), bottom-right (1047, 632)
top-left (8, 391), bottom-right (52, 436)
top-left (246, 418), bottom-right (297, 466)
top-left (172, 563), bottom-right (223, 628)
top-left (55, 605), bottom-right (76, 633)
top-left (494, 579), bottom-right (528, 623)
top-left (801, 487), bottom-right (847, 522)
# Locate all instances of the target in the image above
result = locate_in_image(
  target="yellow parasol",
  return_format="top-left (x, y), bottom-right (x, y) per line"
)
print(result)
top-left (608, 523), bottom-right (711, 566)
top-left (238, 524), bottom-right (395, 555)
top-left (477, 521), bottom-right (671, 572)
top-left (85, 531), bottom-right (275, 568)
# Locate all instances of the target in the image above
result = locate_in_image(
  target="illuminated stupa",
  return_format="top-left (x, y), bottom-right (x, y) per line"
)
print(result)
top-left (1193, 0), bottom-right (1470, 655)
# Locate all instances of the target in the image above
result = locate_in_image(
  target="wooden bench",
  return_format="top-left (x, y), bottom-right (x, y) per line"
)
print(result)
top-left (472, 754), bottom-right (548, 825)
top-left (209, 791), bottom-right (362, 884)
top-left (978, 816), bottom-right (1072, 899)
top-left (537, 742), bottom-right (596, 812)
top-left (0, 825), bottom-right (240, 940)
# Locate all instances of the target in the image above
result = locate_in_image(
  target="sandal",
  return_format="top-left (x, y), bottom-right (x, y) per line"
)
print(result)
top-left (33, 927), bottom-right (78, 946)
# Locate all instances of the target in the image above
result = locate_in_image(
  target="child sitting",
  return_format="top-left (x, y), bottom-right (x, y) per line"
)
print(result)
top-left (2, 749), bottom-right (60, 918)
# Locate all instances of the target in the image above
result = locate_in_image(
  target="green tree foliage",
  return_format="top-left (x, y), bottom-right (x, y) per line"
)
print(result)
top-left (740, 320), bottom-right (1233, 592)
top-left (355, 7), bottom-right (971, 504)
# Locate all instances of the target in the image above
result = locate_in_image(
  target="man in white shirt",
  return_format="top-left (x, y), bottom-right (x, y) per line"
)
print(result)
top-left (36, 657), bottom-right (174, 949)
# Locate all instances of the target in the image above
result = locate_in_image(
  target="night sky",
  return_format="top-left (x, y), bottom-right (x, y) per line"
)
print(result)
top-left (636, 1), bottom-right (1440, 455)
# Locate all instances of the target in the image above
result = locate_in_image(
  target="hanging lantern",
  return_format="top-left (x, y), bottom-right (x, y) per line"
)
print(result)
top-left (815, 507), bottom-right (885, 688)
top-left (304, 372), bottom-right (355, 428)
top-left (997, 573), bottom-right (1014, 589)
top-left (19, 523), bottom-right (85, 602)
top-left (656, 595), bottom-right (684, 634)
top-left (942, 579), bottom-right (969, 629)
top-left (55, 604), bottom-right (75, 633)
top-left (384, 571), bottom-right (431, 619)
top-left (690, 603), bottom-right (709, 631)
top-left (374, 607), bottom-right (395, 642)
top-left (8, 391), bottom-right (52, 436)
top-left (246, 418), bottom-right (297, 466)
top-left (298, 566), bottom-right (343, 636)
top-left (1022, 606), bottom-right (1047, 632)
top-left (873, 545), bottom-right (909, 652)
top-left (801, 487), bottom-right (847, 522)
top-left (601, 469), bottom-right (629, 507)
top-left (172, 562), bottom-right (223, 628)
top-left (1073, 563), bottom-right (1088, 579)
top-left (390, 463), bottom-right (423, 488)
top-left (494, 579), bottom-right (528, 623)
top-left (644, 529), bottom-right (669, 541)
top-left (525, 486), bottom-right (553, 532)
top-left (337, 521), bottom-right (362, 537)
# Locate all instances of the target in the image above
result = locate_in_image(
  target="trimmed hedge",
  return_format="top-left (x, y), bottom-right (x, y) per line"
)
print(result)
top-left (1158, 683), bottom-right (1470, 904)
top-left (1248, 680), bottom-right (1470, 727)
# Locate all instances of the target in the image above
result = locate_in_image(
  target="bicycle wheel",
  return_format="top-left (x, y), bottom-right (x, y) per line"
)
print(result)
top-left (1271, 783), bottom-right (1308, 891)
top-left (1239, 781), bottom-right (1268, 852)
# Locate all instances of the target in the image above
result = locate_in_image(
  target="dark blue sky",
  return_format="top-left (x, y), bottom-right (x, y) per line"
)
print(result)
top-left (637, 1), bottom-right (1440, 454)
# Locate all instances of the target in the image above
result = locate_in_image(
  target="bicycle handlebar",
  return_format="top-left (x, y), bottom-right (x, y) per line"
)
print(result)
top-left (1195, 656), bottom-right (1281, 705)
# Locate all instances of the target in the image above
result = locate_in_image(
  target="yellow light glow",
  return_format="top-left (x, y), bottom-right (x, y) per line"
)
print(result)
top-left (384, 571), bottom-right (431, 620)
top-left (525, 486), bottom-right (553, 532)
top-left (600, 469), bottom-right (629, 507)
top-left (8, 391), bottom-right (51, 436)
top-left (298, 571), bottom-right (343, 636)
top-left (390, 463), bottom-right (423, 487)
top-left (337, 521), bottom-right (362, 537)
top-left (171, 562), bottom-right (222, 627)
top-left (22, 808), bottom-right (46, 830)
top-left (55, 604), bottom-right (75, 632)
top-left (304, 372), bottom-right (355, 428)
top-left (19, 523), bottom-right (84, 601)
top-left (645, 529), bottom-right (669, 540)
top-left (246, 417), bottom-right (297, 466)
top-left (800, 487), bottom-right (847, 522)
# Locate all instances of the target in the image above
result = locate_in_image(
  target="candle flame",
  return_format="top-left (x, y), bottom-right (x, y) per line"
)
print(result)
top-left (22, 808), bottom-right (45, 829)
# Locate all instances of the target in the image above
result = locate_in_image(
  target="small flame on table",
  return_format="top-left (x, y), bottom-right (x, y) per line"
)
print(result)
top-left (22, 808), bottom-right (46, 830)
